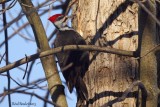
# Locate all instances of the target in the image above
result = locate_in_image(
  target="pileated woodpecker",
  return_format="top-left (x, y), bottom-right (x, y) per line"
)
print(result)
top-left (48, 14), bottom-right (89, 103)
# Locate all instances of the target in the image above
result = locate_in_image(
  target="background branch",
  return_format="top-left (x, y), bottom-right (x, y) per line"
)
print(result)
top-left (17, 0), bottom-right (67, 106)
top-left (2, 2), bottom-right (11, 107)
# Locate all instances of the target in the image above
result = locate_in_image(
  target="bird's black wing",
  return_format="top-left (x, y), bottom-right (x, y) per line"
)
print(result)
top-left (54, 30), bottom-right (87, 67)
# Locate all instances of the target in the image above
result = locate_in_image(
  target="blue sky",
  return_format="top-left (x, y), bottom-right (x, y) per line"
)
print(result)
top-left (0, 0), bottom-right (76, 107)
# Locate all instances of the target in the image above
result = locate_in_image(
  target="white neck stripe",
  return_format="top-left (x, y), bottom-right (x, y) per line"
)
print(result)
top-left (59, 27), bottom-right (74, 31)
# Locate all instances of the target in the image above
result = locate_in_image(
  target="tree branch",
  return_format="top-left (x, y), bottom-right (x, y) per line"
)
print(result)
top-left (0, 45), bottom-right (135, 73)
top-left (17, 0), bottom-right (67, 106)
top-left (2, 3), bottom-right (11, 107)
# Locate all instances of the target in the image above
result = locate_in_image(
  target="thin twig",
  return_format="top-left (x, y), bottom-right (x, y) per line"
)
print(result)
top-left (41, 0), bottom-right (58, 7)
top-left (29, 91), bottom-right (34, 107)
top-left (43, 90), bottom-right (50, 107)
top-left (2, 3), bottom-right (11, 107)
top-left (0, 76), bottom-right (60, 106)
top-left (65, 0), bottom-right (78, 15)
top-left (23, 54), bottom-right (29, 79)
top-left (134, 0), bottom-right (160, 26)
top-left (0, 0), bottom-right (17, 15)
top-left (27, 60), bottom-right (35, 85)
top-left (142, 44), bottom-right (160, 58)
top-left (48, 29), bottom-right (57, 41)
top-left (0, 3), bottom-right (64, 48)
top-left (1, 90), bottom-right (55, 106)
top-left (45, 2), bottom-right (53, 32)
top-left (0, 52), bottom-right (6, 64)
top-left (0, 54), bottom-right (26, 72)
top-left (135, 44), bottom-right (160, 59)
top-left (0, 74), bottom-right (39, 90)
top-left (0, 22), bottom-right (29, 48)
top-left (11, 27), bottom-right (35, 42)
top-left (0, 74), bottom-right (48, 92)
top-left (0, 0), bottom-right (51, 33)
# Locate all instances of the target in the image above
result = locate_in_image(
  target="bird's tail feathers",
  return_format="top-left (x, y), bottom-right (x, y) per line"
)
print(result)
top-left (75, 76), bottom-right (88, 101)
top-left (67, 72), bottom-right (76, 93)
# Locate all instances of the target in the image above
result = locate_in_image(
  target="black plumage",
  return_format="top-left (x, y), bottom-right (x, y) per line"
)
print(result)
top-left (54, 29), bottom-right (89, 101)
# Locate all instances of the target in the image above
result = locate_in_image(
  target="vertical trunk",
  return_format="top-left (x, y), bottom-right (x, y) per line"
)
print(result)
top-left (139, 1), bottom-right (160, 107)
top-left (156, 1), bottom-right (160, 106)
top-left (72, 0), bottom-right (138, 106)
top-left (18, 0), bottom-right (68, 106)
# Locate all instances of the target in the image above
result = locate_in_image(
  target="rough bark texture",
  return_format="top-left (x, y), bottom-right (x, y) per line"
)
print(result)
top-left (156, 1), bottom-right (160, 106)
top-left (72, 0), bottom-right (138, 106)
top-left (139, 1), bottom-right (160, 107)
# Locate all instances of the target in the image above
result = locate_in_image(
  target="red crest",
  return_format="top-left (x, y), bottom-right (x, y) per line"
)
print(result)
top-left (48, 14), bottom-right (63, 23)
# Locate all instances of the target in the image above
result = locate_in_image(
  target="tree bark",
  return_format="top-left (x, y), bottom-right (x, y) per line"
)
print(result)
top-left (72, 0), bottom-right (138, 106)
top-left (139, 1), bottom-right (160, 107)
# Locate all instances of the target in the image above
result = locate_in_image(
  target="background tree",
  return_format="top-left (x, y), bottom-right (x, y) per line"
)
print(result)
top-left (0, 0), bottom-right (70, 107)
top-left (0, 0), bottom-right (160, 107)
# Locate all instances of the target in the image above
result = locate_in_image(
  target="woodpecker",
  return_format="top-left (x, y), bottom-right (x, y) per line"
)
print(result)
top-left (48, 14), bottom-right (89, 103)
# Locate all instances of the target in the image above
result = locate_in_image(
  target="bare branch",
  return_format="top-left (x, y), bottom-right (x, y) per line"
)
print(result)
top-left (0, 74), bottom-right (41, 90)
top-left (65, 0), bottom-right (78, 15)
top-left (0, 54), bottom-right (26, 72)
top-left (0, 52), bottom-right (6, 64)
top-left (137, 44), bottom-right (160, 59)
top-left (0, 45), bottom-right (135, 73)
top-left (17, 0), bottom-right (67, 106)
top-left (40, 0), bottom-right (58, 7)
top-left (0, 0), bottom-right (51, 33)
top-left (0, 3), bottom-right (65, 48)
top-left (134, 0), bottom-right (160, 26)
top-left (27, 60), bottom-right (36, 85)
top-left (0, 22), bottom-right (29, 48)
top-left (2, 3), bottom-right (11, 107)
top-left (43, 91), bottom-right (50, 107)
top-left (11, 27), bottom-right (35, 42)
top-left (22, 54), bottom-right (29, 79)
top-left (1, 90), bottom-right (56, 106)
top-left (0, 0), bottom-right (17, 14)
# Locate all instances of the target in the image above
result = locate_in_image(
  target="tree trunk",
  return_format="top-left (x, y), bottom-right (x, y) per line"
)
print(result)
top-left (72, 0), bottom-right (138, 106)
top-left (139, 1), bottom-right (160, 107)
